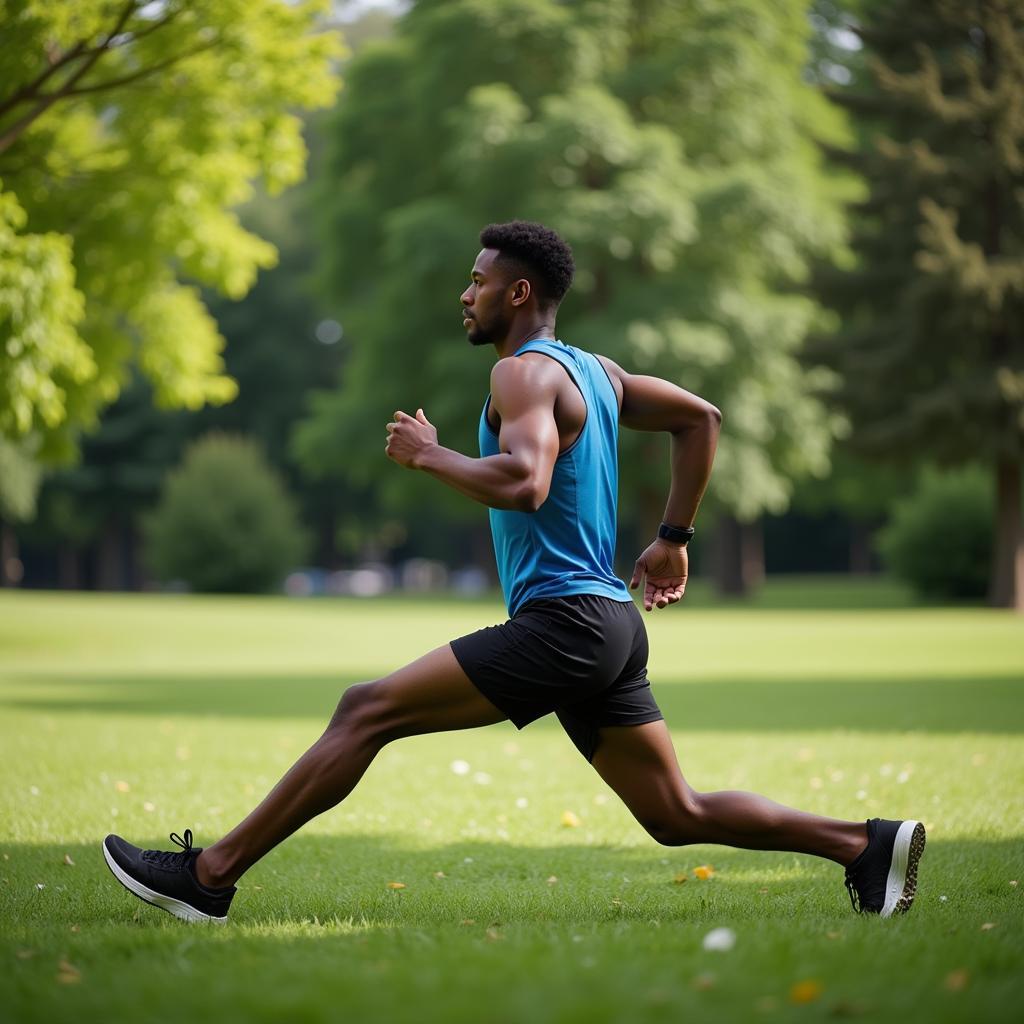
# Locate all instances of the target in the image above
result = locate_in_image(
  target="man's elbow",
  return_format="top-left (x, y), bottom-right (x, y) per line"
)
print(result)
top-left (513, 479), bottom-right (548, 513)
top-left (706, 403), bottom-right (722, 428)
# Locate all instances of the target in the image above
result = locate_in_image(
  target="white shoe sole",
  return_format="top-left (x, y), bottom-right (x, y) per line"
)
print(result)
top-left (102, 841), bottom-right (227, 924)
top-left (880, 820), bottom-right (926, 918)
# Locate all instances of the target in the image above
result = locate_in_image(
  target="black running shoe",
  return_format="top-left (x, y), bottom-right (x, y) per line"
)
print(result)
top-left (844, 818), bottom-right (926, 917)
top-left (102, 829), bottom-right (235, 923)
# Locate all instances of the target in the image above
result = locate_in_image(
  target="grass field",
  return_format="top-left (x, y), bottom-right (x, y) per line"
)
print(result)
top-left (2, 586), bottom-right (1022, 1023)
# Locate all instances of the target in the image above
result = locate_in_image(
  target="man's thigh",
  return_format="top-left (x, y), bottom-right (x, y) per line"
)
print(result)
top-left (364, 644), bottom-right (508, 738)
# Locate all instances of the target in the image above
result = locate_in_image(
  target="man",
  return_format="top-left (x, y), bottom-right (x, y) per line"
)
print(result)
top-left (103, 221), bottom-right (924, 923)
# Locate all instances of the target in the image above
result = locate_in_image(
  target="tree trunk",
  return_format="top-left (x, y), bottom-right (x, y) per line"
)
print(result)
top-left (58, 544), bottom-right (81, 590)
top-left (989, 458), bottom-right (1023, 610)
top-left (95, 519), bottom-right (124, 591)
top-left (849, 521), bottom-right (873, 575)
top-left (1, 522), bottom-right (22, 586)
top-left (713, 515), bottom-right (763, 597)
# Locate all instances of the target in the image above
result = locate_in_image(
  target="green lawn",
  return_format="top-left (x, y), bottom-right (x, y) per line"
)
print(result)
top-left (1, 588), bottom-right (1022, 1023)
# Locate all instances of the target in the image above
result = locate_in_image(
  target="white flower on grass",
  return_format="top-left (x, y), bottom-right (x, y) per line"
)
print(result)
top-left (702, 927), bottom-right (736, 952)
top-left (450, 760), bottom-right (471, 776)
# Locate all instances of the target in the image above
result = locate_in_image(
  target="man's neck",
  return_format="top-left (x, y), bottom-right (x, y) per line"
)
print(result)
top-left (494, 321), bottom-right (557, 360)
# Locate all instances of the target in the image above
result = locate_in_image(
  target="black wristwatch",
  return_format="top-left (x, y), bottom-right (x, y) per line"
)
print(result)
top-left (658, 522), bottom-right (695, 545)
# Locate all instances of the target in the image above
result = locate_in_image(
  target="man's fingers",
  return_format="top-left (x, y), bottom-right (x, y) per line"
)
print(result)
top-left (630, 559), bottom-right (644, 589)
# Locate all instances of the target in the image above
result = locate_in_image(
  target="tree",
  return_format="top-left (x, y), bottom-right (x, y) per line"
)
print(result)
top-left (0, 0), bottom-right (341, 462)
top-left (813, 0), bottom-right (1024, 608)
top-left (295, 0), bottom-right (850, 592)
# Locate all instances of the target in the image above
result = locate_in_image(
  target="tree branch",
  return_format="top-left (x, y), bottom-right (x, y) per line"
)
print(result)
top-left (0, 1), bottom-right (137, 156)
top-left (51, 39), bottom-right (222, 99)
top-left (0, 4), bottom-right (184, 121)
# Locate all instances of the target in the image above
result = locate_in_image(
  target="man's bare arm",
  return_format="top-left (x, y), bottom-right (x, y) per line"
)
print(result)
top-left (385, 357), bottom-right (560, 512)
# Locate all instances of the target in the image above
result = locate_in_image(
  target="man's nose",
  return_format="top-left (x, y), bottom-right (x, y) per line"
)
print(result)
top-left (460, 288), bottom-right (473, 306)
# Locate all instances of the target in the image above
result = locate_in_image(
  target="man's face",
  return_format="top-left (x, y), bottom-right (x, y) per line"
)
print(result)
top-left (460, 248), bottom-right (513, 347)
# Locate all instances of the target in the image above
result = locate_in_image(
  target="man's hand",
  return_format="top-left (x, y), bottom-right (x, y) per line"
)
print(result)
top-left (629, 538), bottom-right (688, 612)
top-left (385, 408), bottom-right (438, 469)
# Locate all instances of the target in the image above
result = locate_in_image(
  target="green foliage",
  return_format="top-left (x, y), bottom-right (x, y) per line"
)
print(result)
top-left (0, 0), bottom-right (342, 461)
top-left (879, 466), bottom-right (993, 600)
top-left (144, 434), bottom-right (308, 593)
top-left (813, 0), bottom-right (1024, 463)
top-left (296, 0), bottom-right (851, 530)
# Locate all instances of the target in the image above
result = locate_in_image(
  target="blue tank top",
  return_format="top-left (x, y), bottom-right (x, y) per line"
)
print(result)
top-left (479, 338), bottom-right (631, 617)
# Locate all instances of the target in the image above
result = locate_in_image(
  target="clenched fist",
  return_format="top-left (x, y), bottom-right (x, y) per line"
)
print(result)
top-left (385, 408), bottom-right (438, 469)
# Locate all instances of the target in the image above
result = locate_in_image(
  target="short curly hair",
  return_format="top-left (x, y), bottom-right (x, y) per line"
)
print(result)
top-left (479, 220), bottom-right (575, 307)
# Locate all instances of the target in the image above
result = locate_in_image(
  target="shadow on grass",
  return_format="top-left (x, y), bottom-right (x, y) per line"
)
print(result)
top-left (2, 832), bottom-right (1020, 930)
top-left (3, 670), bottom-right (1023, 733)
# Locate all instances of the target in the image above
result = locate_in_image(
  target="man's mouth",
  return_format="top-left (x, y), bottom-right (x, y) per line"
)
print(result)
top-left (462, 312), bottom-right (474, 327)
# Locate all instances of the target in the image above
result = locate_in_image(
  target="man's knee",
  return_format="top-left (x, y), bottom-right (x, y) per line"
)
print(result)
top-left (642, 791), bottom-right (707, 847)
top-left (328, 680), bottom-right (399, 744)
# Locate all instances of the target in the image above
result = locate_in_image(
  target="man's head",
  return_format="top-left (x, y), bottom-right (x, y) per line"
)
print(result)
top-left (461, 221), bottom-right (575, 347)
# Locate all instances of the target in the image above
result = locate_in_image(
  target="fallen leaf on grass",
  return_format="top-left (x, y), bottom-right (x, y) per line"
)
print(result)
top-left (694, 865), bottom-right (715, 880)
top-left (944, 969), bottom-right (969, 992)
top-left (546, 876), bottom-right (558, 885)
top-left (433, 871), bottom-right (446, 879)
top-left (459, 919), bottom-right (475, 926)
top-left (386, 882), bottom-right (405, 890)
top-left (485, 927), bottom-right (502, 941)
top-left (673, 872), bottom-right (688, 885)
top-left (1010, 880), bottom-right (1018, 887)
top-left (826, 931), bottom-right (842, 940)
top-left (980, 922), bottom-right (997, 931)
top-left (114, 781), bottom-right (130, 793)
top-left (560, 810), bottom-right (581, 828)
top-left (789, 980), bottom-right (823, 1004)
top-left (62, 854), bottom-right (74, 867)
top-left (56, 959), bottom-right (81, 985)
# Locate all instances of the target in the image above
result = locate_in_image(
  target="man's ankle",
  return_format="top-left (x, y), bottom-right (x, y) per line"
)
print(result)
top-left (195, 849), bottom-right (234, 890)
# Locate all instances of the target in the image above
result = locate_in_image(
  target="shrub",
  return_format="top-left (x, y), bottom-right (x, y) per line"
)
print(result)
top-left (878, 466), bottom-right (992, 601)
top-left (145, 434), bottom-right (308, 593)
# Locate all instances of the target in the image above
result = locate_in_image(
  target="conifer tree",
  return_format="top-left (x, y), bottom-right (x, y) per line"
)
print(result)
top-left (815, 0), bottom-right (1024, 608)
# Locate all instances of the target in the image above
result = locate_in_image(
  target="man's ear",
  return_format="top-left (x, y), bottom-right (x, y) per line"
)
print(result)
top-left (510, 278), bottom-right (531, 306)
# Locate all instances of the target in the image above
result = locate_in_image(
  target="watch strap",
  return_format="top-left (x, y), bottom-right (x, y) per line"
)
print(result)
top-left (658, 522), bottom-right (695, 545)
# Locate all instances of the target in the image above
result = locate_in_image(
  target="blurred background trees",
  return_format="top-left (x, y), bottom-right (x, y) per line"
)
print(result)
top-left (2, 0), bottom-right (1021, 609)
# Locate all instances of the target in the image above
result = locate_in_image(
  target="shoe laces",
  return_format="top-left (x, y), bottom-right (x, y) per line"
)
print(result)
top-left (844, 871), bottom-right (862, 913)
top-left (143, 829), bottom-right (196, 869)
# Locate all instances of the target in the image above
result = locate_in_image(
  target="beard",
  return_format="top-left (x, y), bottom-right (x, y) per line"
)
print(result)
top-left (465, 309), bottom-right (510, 347)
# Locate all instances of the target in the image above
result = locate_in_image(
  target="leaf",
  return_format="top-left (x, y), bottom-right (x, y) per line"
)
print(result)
top-left (980, 922), bottom-right (997, 931)
top-left (673, 872), bottom-right (688, 885)
top-left (560, 810), bottom-right (581, 828)
top-left (62, 854), bottom-right (74, 867)
top-left (56, 959), bottom-right (81, 985)
top-left (944, 969), bottom-right (969, 992)
top-left (386, 882), bottom-right (406, 890)
top-left (789, 980), bottom-right (823, 1004)
top-left (114, 781), bottom-right (130, 793)
top-left (693, 865), bottom-right (715, 880)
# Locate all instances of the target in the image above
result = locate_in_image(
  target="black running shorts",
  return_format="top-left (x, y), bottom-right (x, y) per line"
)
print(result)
top-left (449, 593), bottom-right (663, 761)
